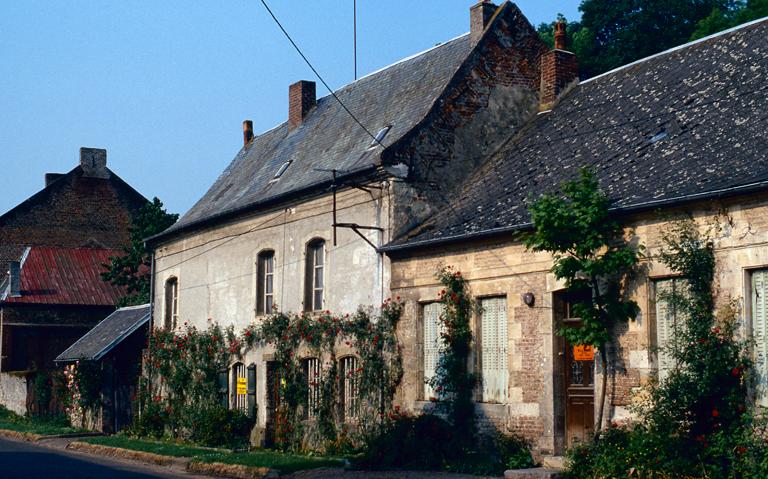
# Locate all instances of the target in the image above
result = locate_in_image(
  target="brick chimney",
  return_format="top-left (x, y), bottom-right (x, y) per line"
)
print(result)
top-left (470, 1), bottom-right (497, 45)
top-left (288, 80), bottom-right (316, 131)
top-left (80, 147), bottom-right (109, 178)
top-left (540, 21), bottom-right (578, 109)
top-left (243, 120), bottom-right (254, 146)
top-left (8, 261), bottom-right (21, 297)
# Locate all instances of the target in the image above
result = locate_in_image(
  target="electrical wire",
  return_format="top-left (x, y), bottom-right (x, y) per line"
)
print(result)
top-left (258, 0), bottom-right (384, 147)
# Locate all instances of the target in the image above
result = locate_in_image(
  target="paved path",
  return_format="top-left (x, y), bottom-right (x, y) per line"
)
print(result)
top-left (0, 437), bottom-right (205, 479)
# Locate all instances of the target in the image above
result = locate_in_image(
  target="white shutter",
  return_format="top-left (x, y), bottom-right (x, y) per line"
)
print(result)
top-left (481, 297), bottom-right (509, 403)
top-left (752, 270), bottom-right (768, 407)
top-left (423, 303), bottom-right (445, 400)
top-left (655, 279), bottom-right (675, 381)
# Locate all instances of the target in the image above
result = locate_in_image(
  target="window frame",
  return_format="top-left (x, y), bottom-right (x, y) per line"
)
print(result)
top-left (304, 239), bottom-right (325, 312)
top-left (164, 277), bottom-right (179, 330)
top-left (256, 250), bottom-right (276, 315)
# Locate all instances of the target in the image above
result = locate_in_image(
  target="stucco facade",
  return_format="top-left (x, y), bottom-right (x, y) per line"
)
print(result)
top-left (388, 194), bottom-right (768, 456)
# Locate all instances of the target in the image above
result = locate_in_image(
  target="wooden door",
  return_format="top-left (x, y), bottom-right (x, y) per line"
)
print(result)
top-left (564, 338), bottom-right (594, 446)
top-left (265, 361), bottom-right (281, 447)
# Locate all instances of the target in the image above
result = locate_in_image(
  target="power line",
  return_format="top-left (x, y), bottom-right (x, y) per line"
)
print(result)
top-left (258, 0), bottom-right (384, 147)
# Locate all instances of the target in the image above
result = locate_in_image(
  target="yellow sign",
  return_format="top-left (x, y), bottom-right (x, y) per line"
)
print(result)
top-left (573, 345), bottom-right (595, 361)
top-left (236, 377), bottom-right (247, 395)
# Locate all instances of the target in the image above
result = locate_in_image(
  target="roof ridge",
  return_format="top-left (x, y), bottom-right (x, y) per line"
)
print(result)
top-left (582, 16), bottom-right (768, 85)
top-left (117, 303), bottom-right (150, 311)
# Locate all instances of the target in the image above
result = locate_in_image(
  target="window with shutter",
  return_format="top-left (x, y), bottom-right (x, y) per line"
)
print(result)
top-left (164, 277), bottom-right (178, 330)
top-left (231, 362), bottom-right (247, 412)
top-left (257, 250), bottom-right (275, 315)
top-left (480, 297), bottom-right (509, 403)
top-left (423, 302), bottom-right (446, 400)
top-left (751, 269), bottom-right (768, 407)
top-left (654, 279), bottom-right (685, 381)
top-left (247, 363), bottom-right (257, 419)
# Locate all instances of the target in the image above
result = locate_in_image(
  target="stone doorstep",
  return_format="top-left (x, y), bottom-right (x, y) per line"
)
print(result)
top-left (66, 441), bottom-right (278, 479)
top-left (504, 468), bottom-right (564, 479)
top-left (539, 456), bottom-right (566, 470)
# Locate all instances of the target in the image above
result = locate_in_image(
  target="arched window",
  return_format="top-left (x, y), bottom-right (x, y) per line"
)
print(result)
top-left (304, 239), bottom-right (325, 311)
top-left (164, 277), bottom-right (178, 330)
top-left (256, 250), bottom-right (275, 315)
top-left (231, 362), bottom-right (247, 412)
top-left (339, 356), bottom-right (359, 422)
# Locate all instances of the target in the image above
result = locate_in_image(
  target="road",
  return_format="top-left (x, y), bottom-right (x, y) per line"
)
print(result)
top-left (0, 437), bottom-right (202, 479)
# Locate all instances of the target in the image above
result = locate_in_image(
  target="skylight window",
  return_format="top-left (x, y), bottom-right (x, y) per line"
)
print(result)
top-left (649, 129), bottom-right (668, 143)
top-left (269, 160), bottom-right (293, 183)
top-left (368, 125), bottom-right (392, 149)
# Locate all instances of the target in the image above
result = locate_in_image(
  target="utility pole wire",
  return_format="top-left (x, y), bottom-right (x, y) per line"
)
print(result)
top-left (258, 0), bottom-right (383, 147)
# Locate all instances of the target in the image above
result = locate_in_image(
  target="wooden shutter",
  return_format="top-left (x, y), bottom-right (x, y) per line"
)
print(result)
top-left (247, 363), bottom-right (257, 418)
top-left (218, 369), bottom-right (229, 407)
top-left (481, 297), bottom-right (509, 403)
top-left (423, 303), bottom-right (445, 400)
top-left (655, 279), bottom-right (675, 381)
top-left (752, 270), bottom-right (768, 407)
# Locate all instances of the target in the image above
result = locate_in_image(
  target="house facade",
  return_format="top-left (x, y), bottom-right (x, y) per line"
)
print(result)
top-left (147, 1), bottom-right (569, 441)
top-left (0, 147), bottom-right (148, 414)
top-left (382, 18), bottom-right (768, 456)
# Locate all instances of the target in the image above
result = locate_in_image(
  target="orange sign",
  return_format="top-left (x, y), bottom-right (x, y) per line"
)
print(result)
top-left (573, 345), bottom-right (595, 361)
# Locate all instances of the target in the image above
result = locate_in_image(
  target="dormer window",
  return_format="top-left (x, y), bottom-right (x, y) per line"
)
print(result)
top-left (368, 125), bottom-right (392, 149)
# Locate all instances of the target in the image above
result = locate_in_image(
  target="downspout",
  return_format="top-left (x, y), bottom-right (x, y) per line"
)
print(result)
top-left (146, 249), bottom-right (156, 404)
top-left (0, 307), bottom-right (4, 379)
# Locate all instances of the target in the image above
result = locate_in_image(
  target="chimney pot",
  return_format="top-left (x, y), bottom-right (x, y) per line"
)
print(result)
top-left (9, 261), bottom-right (21, 297)
top-left (45, 173), bottom-right (64, 187)
top-left (79, 147), bottom-right (108, 178)
top-left (554, 21), bottom-right (567, 50)
top-left (470, 1), bottom-right (497, 45)
top-left (243, 120), bottom-right (254, 145)
top-left (288, 80), bottom-right (316, 131)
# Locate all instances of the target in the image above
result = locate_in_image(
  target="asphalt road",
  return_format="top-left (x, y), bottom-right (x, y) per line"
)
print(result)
top-left (0, 437), bottom-right (198, 479)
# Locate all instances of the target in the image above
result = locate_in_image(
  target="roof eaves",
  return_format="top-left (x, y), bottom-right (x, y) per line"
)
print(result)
top-left (92, 310), bottom-right (150, 362)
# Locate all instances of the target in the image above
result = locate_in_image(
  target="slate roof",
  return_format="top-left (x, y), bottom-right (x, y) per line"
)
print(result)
top-left (157, 33), bottom-right (473, 239)
top-left (55, 304), bottom-right (150, 362)
top-left (385, 18), bottom-right (768, 251)
top-left (0, 246), bottom-right (126, 306)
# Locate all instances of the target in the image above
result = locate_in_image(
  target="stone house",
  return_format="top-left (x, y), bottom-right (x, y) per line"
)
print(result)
top-left (146, 1), bottom-right (569, 442)
top-left (381, 18), bottom-right (768, 457)
top-left (0, 147), bottom-right (148, 414)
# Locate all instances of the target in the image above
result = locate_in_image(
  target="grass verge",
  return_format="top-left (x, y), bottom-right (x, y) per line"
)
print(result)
top-left (81, 435), bottom-right (219, 457)
top-left (194, 451), bottom-right (344, 474)
top-left (0, 407), bottom-right (84, 436)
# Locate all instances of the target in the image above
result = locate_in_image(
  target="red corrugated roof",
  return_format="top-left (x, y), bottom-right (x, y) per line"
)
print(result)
top-left (3, 246), bottom-right (126, 306)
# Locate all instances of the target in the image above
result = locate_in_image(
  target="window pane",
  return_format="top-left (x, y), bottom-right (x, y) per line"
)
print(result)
top-left (314, 244), bottom-right (324, 266)
top-left (266, 274), bottom-right (273, 294)
top-left (314, 290), bottom-right (323, 311)
top-left (266, 255), bottom-right (274, 274)
top-left (314, 266), bottom-right (323, 289)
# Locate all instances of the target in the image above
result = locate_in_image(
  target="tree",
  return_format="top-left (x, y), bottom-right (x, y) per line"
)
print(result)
top-left (102, 198), bottom-right (178, 307)
top-left (525, 168), bottom-right (641, 436)
top-left (538, 1), bottom-right (746, 78)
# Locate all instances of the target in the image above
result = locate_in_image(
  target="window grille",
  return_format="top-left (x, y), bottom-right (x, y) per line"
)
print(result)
top-left (231, 362), bottom-right (247, 412)
top-left (480, 297), bottom-right (509, 403)
top-left (303, 358), bottom-right (321, 419)
top-left (339, 356), bottom-right (359, 421)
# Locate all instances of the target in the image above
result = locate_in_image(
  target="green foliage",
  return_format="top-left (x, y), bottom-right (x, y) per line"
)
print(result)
top-left (67, 360), bottom-right (103, 414)
top-left (538, 1), bottom-right (765, 79)
top-left (565, 218), bottom-right (768, 478)
top-left (187, 405), bottom-right (253, 448)
top-left (101, 197), bottom-right (178, 307)
top-left (428, 266), bottom-right (477, 446)
top-left (358, 412), bottom-right (533, 475)
top-left (0, 404), bottom-right (81, 436)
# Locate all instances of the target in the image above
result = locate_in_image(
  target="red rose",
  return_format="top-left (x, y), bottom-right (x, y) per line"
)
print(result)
top-left (712, 408), bottom-right (719, 417)
top-left (732, 367), bottom-right (741, 377)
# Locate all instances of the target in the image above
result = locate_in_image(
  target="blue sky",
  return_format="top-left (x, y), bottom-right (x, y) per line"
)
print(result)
top-left (0, 1), bottom-right (581, 217)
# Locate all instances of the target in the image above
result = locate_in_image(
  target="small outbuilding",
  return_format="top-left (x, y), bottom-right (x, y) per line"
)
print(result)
top-left (56, 304), bottom-right (150, 433)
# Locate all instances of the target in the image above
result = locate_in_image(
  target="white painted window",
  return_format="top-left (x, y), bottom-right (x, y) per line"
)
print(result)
top-left (751, 269), bottom-right (768, 407)
top-left (480, 297), bottom-right (509, 403)
top-left (654, 278), bottom-right (685, 381)
top-left (423, 302), bottom-right (446, 400)
top-left (164, 277), bottom-right (178, 330)
top-left (304, 357), bottom-right (321, 419)
top-left (257, 250), bottom-right (275, 314)
top-left (339, 356), bottom-right (359, 421)
top-left (231, 362), bottom-right (247, 412)
top-left (305, 240), bottom-right (325, 311)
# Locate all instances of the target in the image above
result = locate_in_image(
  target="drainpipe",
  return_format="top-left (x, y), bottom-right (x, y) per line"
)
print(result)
top-left (146, 249), bottom-right (156, 404)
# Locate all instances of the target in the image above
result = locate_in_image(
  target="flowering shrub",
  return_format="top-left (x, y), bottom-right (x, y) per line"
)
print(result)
top-left (567, 219), bottom-right (768, 478)
top-left (64, 360), bottom-right (103, 427)
top-left (428, 266), bottom-right (477, 445)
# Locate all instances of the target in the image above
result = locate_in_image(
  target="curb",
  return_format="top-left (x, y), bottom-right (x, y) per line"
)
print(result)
top-left (188, 461), bottom-right (278, 479)
top-left (0, 428), bottom-right (46, 442)
top-left (66, 440), bottom-right (187, 467)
